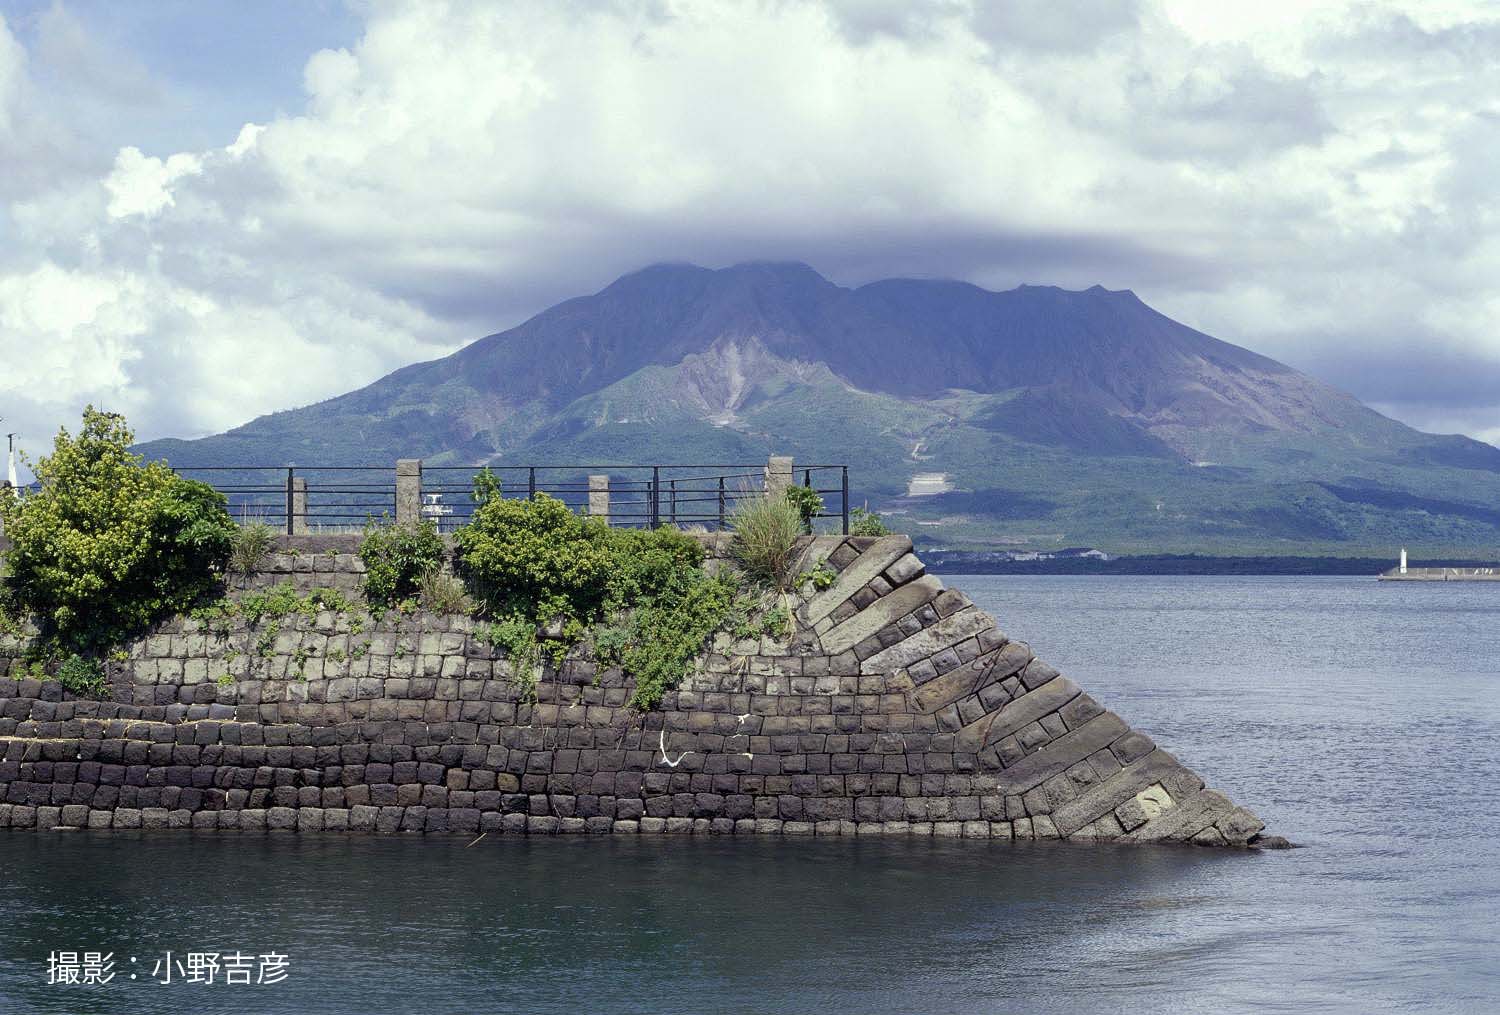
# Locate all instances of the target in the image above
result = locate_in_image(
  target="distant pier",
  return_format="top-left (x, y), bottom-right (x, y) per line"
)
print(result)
top-left (1378, 566), bottom-right (1500, 582)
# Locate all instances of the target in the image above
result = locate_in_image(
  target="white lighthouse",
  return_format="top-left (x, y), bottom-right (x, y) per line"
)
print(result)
top-left (1399, 547), bottom-right (1408, 575)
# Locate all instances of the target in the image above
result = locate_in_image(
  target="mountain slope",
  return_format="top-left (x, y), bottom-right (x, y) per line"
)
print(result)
top-left (140, 262), bottom-right (1500, 555)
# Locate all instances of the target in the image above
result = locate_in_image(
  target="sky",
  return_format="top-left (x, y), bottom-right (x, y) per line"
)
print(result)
top-left (3, 0), bottom-right (1500, 462)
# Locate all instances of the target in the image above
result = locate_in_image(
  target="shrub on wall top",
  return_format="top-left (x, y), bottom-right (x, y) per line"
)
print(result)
top-left (455, 494), bottom-right (738, 710)
top-left (358, 517), bottom-right (445, 609)
top-left (455, 492), bottom-right (611, 623)
top-left (0, 407), bottom-right (236, 652)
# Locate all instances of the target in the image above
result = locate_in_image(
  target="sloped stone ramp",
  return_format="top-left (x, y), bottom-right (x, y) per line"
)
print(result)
top-left (795, 535), bottom-right (1268, 847)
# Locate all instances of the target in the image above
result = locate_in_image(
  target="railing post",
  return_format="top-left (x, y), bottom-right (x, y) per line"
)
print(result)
top-left (718, 476), bottom-right (726, 530)
top-left (527, 467), bottom-right (536, 500)
top-left (291, 477), bottom-right (308, 535)
top-left (841, 466), bottom-right (849, 535)
top-left (650, 466), bottom-right (660, 528)
top-left (395, 459), bottom-right (422, 525)
top-left (670, 479), bottom-right (677, 525)
top-left (284, 467), bottom-right (295, 535)
top-left (766, 455), bottom-right (793, 495)
top-left (588, 474), bottom-right (610, 525)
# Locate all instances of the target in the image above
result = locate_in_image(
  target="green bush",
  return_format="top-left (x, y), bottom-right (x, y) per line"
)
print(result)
top-left (0, 408), bottom-right (235, 652)
top-left (455, 493), bottom-right (611, 623)
top-left (602, 525), bottom-right (706, 609)
top-left (729, 489), bottom-right (803, 589)
top-left (56, 654), bottom-right (107, 698)
top-left (598, 525), bottom-right (732, 710)
top-left (849, 505), bottom-right (890, 536)
top-left (359, 518), bottom-right (445, 608)
top-left (616, 572), bottom-right (737, 710)
top-left (784, 485), bottom-right (824, 534)
top-left (456, 495), bottom-right (737, 710)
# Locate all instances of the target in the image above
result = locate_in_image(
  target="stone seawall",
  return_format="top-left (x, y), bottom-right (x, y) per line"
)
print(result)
top-left (0, 535), bottom-right (1268, 846)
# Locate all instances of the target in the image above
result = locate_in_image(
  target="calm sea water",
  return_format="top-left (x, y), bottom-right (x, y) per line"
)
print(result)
top-left (1, 576), bottom-right (1496, 1014)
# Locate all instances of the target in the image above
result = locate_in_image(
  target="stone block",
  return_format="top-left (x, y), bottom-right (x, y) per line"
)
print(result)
top-left (1111, 731), bottom-right (1155, 766)
top-left (882, 553), bottom-right (925, 587)
top-left (917, 642), bottom-right (1033, 716)
top-left (820, 576), bottom-right (943, 655)
top-left (861, 609), bottom-right (994, 675)
top-left (993, 712), bottom-right (1129, 795)
top-left (1217, 807), bottom-right (1265, 846)
top-left (1052, 750), bottom-right (1188, 838)
top-left (804, 537), bottom-right (914, 625)
top-left (978, 676), bottom-right (1080, 745)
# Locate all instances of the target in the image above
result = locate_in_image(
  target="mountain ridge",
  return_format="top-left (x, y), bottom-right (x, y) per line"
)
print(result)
top-left (139, 261), bottom-right (1500, 555)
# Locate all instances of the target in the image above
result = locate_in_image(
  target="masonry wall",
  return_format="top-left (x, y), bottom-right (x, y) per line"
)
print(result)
top-left (0, 535), bottom-right (1268, 846)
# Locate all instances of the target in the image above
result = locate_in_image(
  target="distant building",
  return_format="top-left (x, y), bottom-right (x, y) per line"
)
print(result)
top-left (421, 493), bottom-right (453, 520)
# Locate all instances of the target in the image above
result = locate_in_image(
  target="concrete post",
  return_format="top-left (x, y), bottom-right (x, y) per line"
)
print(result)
top-left (588, 474), bottom-right (610, 524)
top-left (395, 459), bottom-right (423, 525)
top-left (766, 455), bottom-right (793, 495)
top-left (291, 478), bottom-right (308, 535)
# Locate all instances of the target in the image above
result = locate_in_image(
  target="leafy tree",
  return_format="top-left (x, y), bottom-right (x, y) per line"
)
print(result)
top-left (0, 407), bottom-right (235, 652)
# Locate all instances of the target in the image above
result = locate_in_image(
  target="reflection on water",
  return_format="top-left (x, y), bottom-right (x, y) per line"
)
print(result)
top-left (0, 576), bottom-right (1495, 1014)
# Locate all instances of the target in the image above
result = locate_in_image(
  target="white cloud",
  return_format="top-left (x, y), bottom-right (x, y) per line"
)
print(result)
top-left (3, 0), bottom-right (1500, 456)
top-left (103, 147), bottom-right (203, 218)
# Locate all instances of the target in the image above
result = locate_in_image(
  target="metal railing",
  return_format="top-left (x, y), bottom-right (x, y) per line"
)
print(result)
top-left (176, 458), bottom-right (851, 535)
top-left (173, 466), bottom-right (396, 533)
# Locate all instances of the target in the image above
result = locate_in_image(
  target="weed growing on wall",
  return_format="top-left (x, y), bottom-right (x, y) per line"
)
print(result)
top-left (56, 654), bottom-right (107, 697)
top-left (784, 484), bottom-right (824, 534)
top-left (476, 616), bottom-right (550, 702)
top-left (728, 489), bottom-right (803, 589)
top-left (796, 565), bottom-right (837, 591)
top-left (610, 573), bottom-right (738, 710)
top-left (192, 581), bottom-right (361, 679)
top-left (417, 567), bottom-right (472, 614)
top-left (848, 505), bottom-right (890, 536)
top-left (229, 522), bottom-right (277, 582)
top-left (0, 408), bottom-right (236, 655)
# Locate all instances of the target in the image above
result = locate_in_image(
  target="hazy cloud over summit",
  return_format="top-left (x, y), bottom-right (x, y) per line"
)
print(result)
top-left (2, 0), bottom-right (1500, 453)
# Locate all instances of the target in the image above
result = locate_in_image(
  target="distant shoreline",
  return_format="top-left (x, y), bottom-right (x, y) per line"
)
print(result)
top-left (923, 553), bottom-right (1500, 576)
